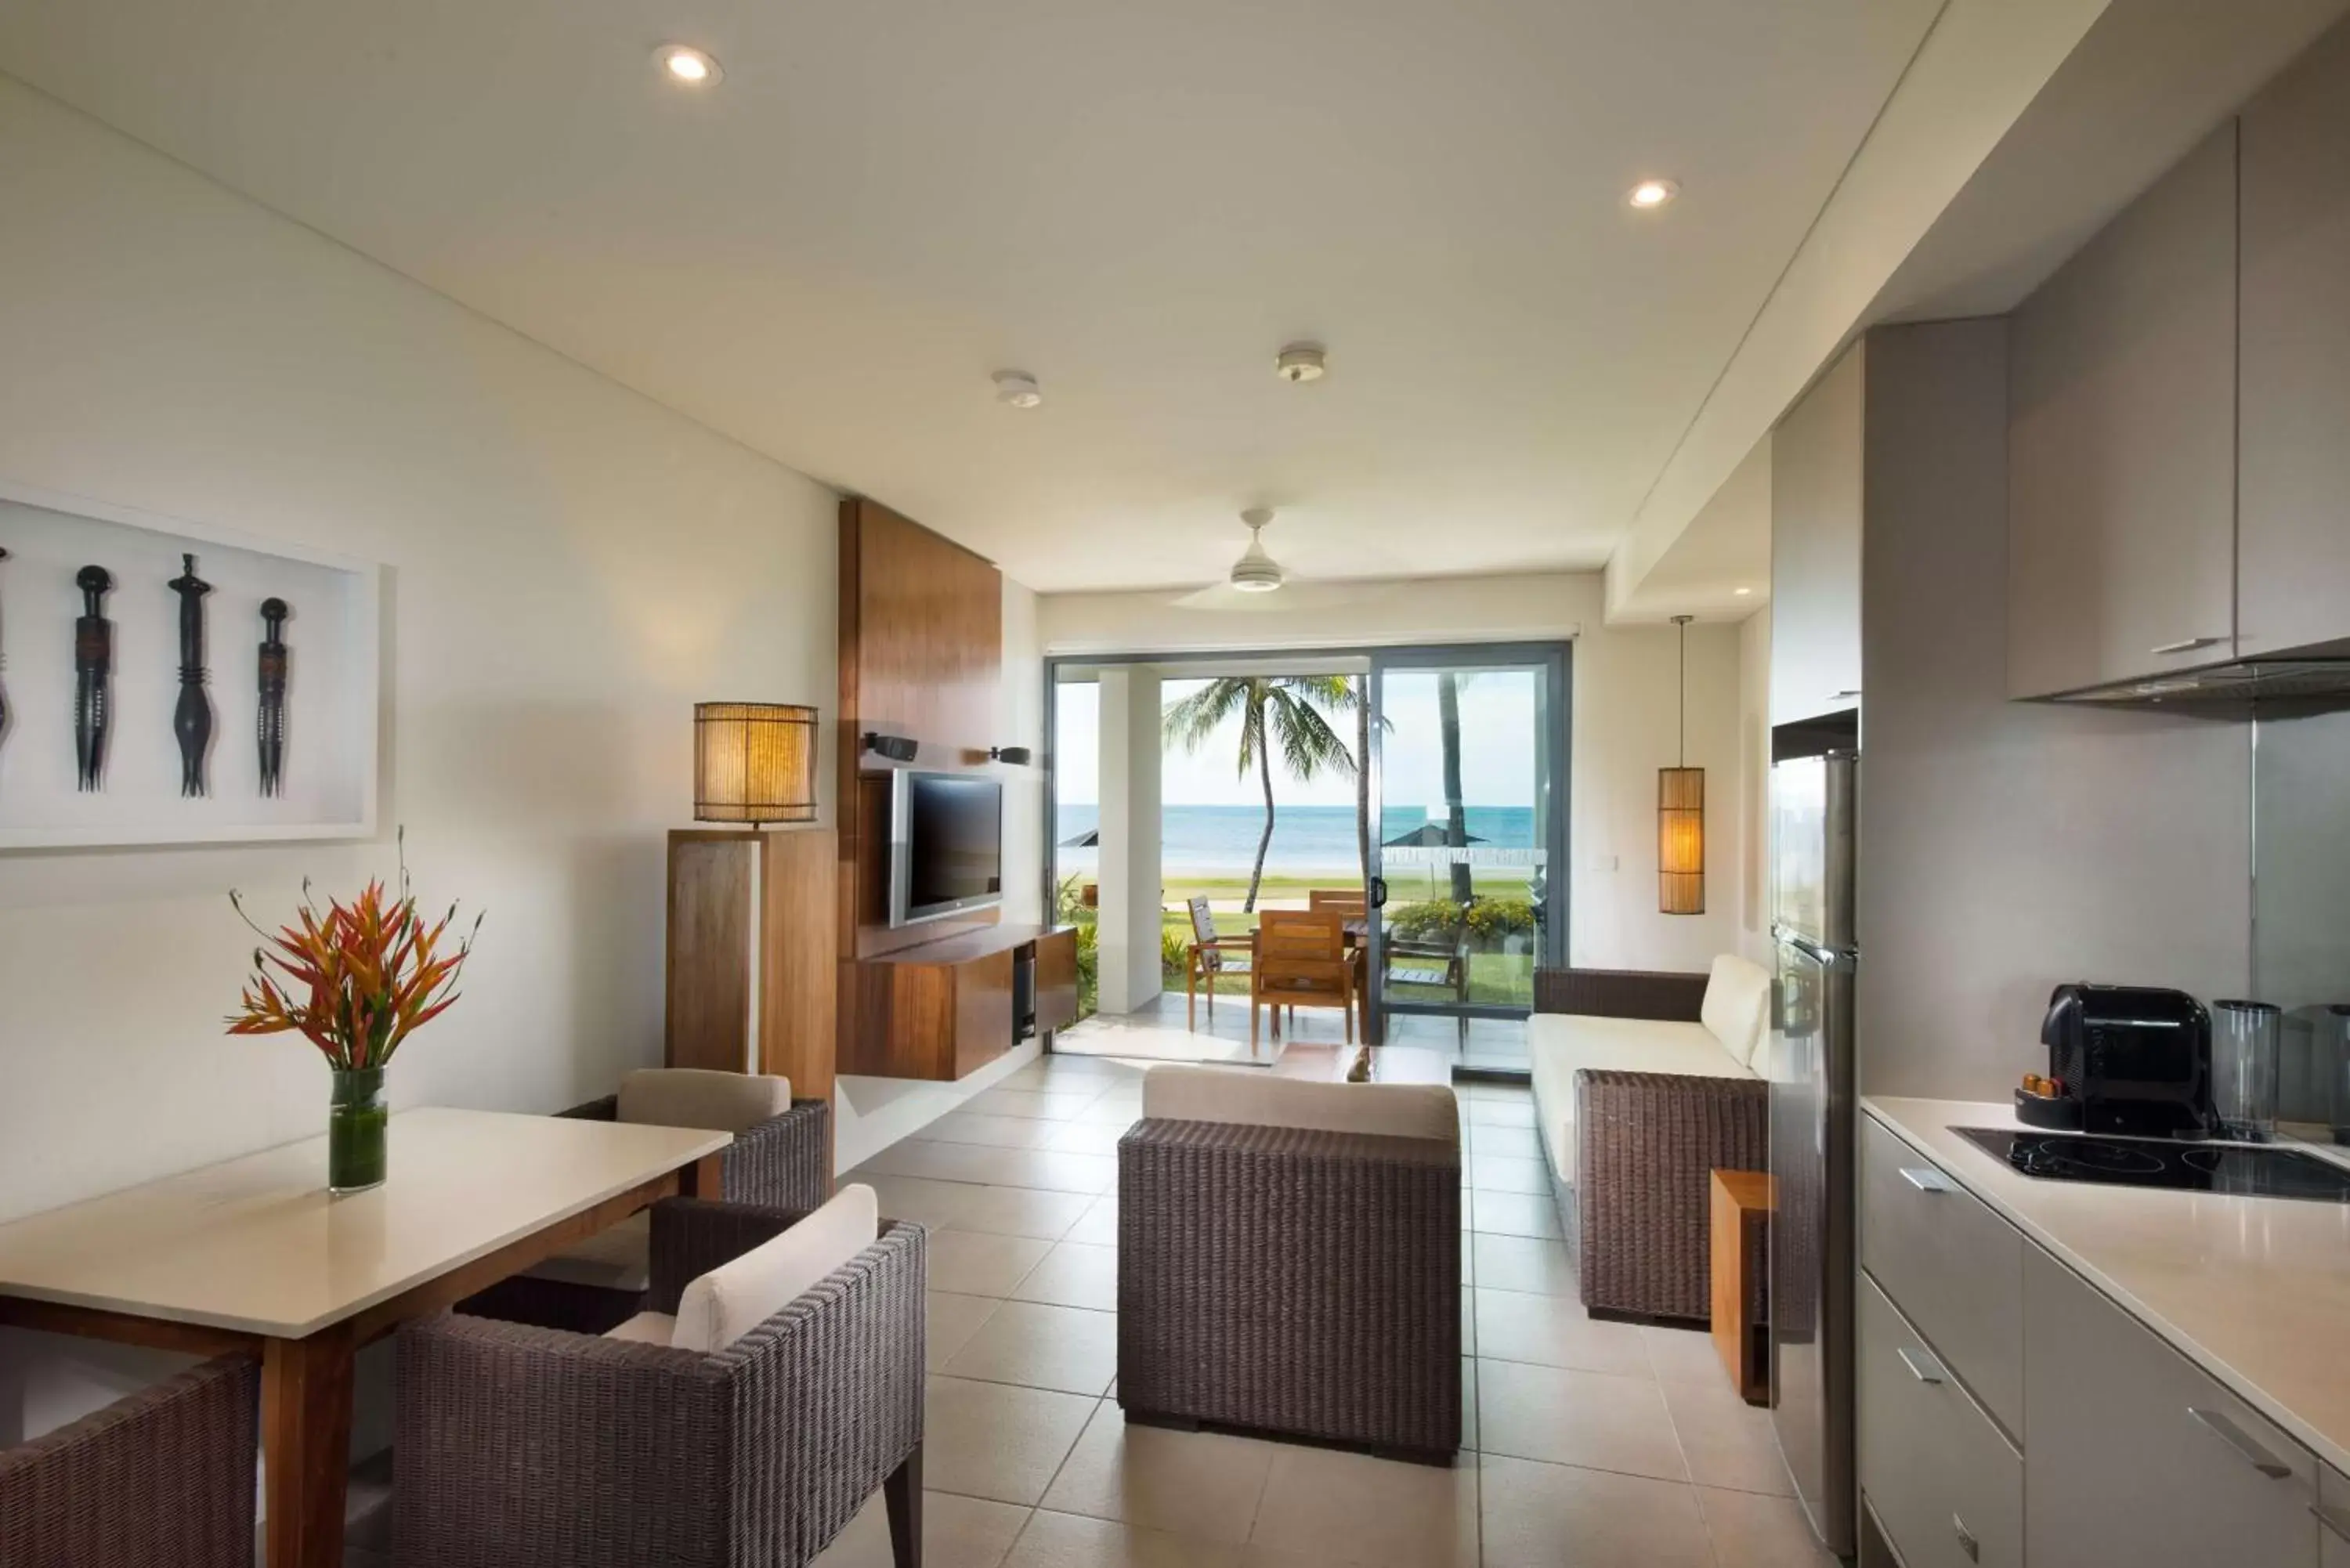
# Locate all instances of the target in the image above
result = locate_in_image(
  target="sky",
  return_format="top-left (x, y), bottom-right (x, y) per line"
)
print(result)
top-left (1054, 670), bottom-right (1540, 809)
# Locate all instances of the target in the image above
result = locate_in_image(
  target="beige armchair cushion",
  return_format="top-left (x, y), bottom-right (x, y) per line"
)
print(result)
top-left (616, 1068), bottom-right (791, 1133)
top-left (1699, 954), bottom-right (1773, 1070)
top-left (670, 1183), bottom-right (880, 1354)
top-left (1141, 1065), bottom-right (1459, 1146)
top-left (603, 1310), bottom-right (676, 1344)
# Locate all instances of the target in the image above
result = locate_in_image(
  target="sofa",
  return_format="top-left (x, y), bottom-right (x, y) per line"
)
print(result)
top-left (1528, 955), bottom-right (1772, 1323)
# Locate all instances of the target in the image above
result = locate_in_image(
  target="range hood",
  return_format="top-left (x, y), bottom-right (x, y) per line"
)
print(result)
top-left (2046, 654), bottom-right (2350, 713)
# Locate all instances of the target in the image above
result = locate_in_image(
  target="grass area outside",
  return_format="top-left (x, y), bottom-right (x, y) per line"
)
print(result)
top-left (1159, 871), bottom-right (1535, 906)
top-left (1158, 905), bottom-right (1534, 1006)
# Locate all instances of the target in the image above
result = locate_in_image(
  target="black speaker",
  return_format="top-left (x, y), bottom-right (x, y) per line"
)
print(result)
top-left (862, 732), bottom-right (918, 763)
top-left (989, 746), bottom-right (1032, 766)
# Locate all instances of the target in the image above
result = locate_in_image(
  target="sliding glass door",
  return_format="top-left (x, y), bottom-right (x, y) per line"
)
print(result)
top-left (1367, 645), bottom-right (1568, 1075)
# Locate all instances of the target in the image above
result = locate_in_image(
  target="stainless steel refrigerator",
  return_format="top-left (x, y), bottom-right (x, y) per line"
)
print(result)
top-left (1769, 748), bottom-right (1857, 1557)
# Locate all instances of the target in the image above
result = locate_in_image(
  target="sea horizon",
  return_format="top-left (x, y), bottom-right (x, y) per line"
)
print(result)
top-left (1054, 801), bottom-right (1538, 872)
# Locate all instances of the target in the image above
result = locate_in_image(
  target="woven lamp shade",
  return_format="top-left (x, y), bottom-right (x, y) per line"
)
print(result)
top-left (1658, 765), bottom-right (1705, 916)
top-left (694, 703), bottom-right (818, 826)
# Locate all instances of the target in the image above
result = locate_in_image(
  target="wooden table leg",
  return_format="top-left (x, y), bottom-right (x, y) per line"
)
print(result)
top-left (262, 1326), bottom-right (356, 1568)
top-left (681, 1151), bottom-right (726, 1199)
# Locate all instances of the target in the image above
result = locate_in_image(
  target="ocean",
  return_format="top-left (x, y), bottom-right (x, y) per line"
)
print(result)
top-left (1055, 803), bottom-right (1537, 872)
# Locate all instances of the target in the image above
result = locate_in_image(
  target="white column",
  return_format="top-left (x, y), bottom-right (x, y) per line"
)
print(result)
top-left (1097, 666), bottom-right (1164, 1014)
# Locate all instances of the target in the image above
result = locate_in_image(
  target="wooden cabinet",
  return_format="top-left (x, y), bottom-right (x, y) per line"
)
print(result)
top-left (2239, 23), bottom-right (2350, 660)
top-left (1860, 1275), bottom-right (2023, 1568)
top-left (844, 924), bottom-right (1079, 1081)
top-left (2008, 122), bottom-right (2240, 698)
top-left (665, 827), bottom-right (837, 1101)
top-left (2023, 1245), bottom-right (2319, 1568)
top-left (2322, 1467), bottom-right (2350, 1567)
top-left (1772, 344), bottom-right (1865, 724)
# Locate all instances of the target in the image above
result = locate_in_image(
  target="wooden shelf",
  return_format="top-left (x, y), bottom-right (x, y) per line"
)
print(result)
top-left (844, 925), bottom-right (1079, 1081)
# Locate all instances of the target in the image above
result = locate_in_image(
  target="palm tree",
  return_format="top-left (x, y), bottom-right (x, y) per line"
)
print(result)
top-left (1437, 673), bottom-right (1474, 905)
top-left (1163, 675), bottom-right (1358, 912)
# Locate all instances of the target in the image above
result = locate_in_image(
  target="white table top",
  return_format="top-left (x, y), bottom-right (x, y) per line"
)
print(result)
top-left (0, 1107), bottom-right (730, 1338)
top-left (1865, 1096), bottom-right (2350, 1479)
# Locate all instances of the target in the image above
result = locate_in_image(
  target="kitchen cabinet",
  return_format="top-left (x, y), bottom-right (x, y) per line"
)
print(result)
top-left (1772, 343), bottom-right (1864, 724)
top-left (2322, 1466), bottom-right (2350, 1567)
top-left (1860, 1276), bottom-right (2023, 1568)
top-left (2239, 23), bottom-right (2350, 660)
top-left (2023, 1245), bottom-right (2319, 1568)
top-left (2008, 121), bottom-right (2240, 698)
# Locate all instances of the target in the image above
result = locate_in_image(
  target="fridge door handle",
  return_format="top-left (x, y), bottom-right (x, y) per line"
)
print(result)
top-left (2188, 1407), bottom-right (2294, 1479)
top-left (1897, 1346), bottom-right (1947, 1385)
top-left (1899, 1166), bottom-right (1955, 1194)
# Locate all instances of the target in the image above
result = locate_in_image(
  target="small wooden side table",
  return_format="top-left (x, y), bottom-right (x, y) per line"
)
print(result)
top-left (1709, 1169), bottom-right (1773, 1406)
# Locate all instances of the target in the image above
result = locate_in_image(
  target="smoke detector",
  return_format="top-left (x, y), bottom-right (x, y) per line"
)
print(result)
top-left (1229, 508), bottom-right (1285, 594)
top-left (1274, 343), bottom-right (1327, 383)
top-left (992, 370), bottom-right (1043, 408)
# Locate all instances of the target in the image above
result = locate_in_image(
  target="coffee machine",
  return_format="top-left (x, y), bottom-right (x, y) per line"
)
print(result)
top-left (2029, 984), bottom-right (2214, 1138)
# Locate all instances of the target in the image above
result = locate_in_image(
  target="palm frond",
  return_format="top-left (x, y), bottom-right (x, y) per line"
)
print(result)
top-left (1161, 677), bottom-right (1253, 753)
top-left (1266, 688), bottom-right (1357, 783)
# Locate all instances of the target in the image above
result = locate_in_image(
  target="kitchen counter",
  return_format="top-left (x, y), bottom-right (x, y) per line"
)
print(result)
top-left (1864, 1096), bottom-right (2350, 1479)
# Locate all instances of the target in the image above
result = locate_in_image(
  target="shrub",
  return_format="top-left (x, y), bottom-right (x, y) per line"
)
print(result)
top-left (1161, 928), bottom-right (1191, 980)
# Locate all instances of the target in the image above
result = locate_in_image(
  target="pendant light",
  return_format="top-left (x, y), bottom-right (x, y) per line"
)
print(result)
top-left (1658, 615), bottom-right (1705, 915)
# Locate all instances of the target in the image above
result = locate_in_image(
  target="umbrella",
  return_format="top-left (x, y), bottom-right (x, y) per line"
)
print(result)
top-left (1060, 829), bottom-right (1100, 848)
top-left (1382, 822), bottom-right (1486, 848)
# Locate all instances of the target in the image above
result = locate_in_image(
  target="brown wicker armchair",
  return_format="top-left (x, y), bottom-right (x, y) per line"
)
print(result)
top-left (0, 1354), bottom-right (258, 1568)
top-left (398, 1198), bottom-right (925, 1568)
top-left (1533, 967), bottom-right (1770, 1324)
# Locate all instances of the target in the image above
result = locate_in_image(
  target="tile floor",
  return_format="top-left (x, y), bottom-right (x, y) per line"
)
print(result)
top-left (1054, 992), bottom-right (1534, 1075)
top-left (815, 1044), bottom-right (1837, 1568)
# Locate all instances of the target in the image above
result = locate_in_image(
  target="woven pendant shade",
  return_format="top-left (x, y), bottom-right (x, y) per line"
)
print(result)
top-left (694, 703), bottom-right (818, 826)
top-left (1658, 616), bottom-right (1705, 915)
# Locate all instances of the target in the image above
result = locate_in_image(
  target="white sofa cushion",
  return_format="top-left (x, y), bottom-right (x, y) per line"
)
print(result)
top-left (1527, 1013), bottom-right (1757, 1183)
top-left (617, 1068), bottom-right (791, 1133)
top-left (1700, 955), bottom-right (1773, 1070)
top-left (671, 1183), bottom-right (879, 1353)
top-left (604, 1310), bottom-right (676, 1344)
top-left (1142, 1064), bottom-right (1459, 1145)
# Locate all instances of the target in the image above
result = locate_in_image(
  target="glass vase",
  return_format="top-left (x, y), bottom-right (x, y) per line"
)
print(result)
top-left (328, 1067), bottom-right (389, 1194)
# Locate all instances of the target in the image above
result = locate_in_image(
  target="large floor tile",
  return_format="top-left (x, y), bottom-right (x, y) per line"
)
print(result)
top-left (1003, 1511), bottom-right (1242, 1568)
top-left (1460, 1289), bottom-right (1475, 1354)
top-left (1040, 1118), bottom-right (1133, 1157)
top-left (1473, 1287), bottom-right (1650, 1377)
top-left (1068, 1194), bottom-right (1121, 1247)
top-left (925, 1112), bottom-right (1063, 1149)
top-left (1462, 1358), bottom-right (1478, 1449)
top-left (1661, 1372), bottom-right (1795, 1496)
top-left (969, 1088), bottom-right (1104, 1120)
top-left (924, 1376), bottom-right (1099, 1505)
top-left (1479, 1454), bottom-right (1715, 1568)
top-left (929, 1291), bottom-right (1004, 1371)
top-left (1466, 1190), bottom-right (1564, 1241)
top-left (1643, 1323), bottom-right (1730, 1386)
top-left (1466, 1098), bottom-right (1537, 1129)
top-left (859, 1174), bottom-right (984, 1229)
top-left (1073, 1097), bottom-right (1150, 1128)
top-left (1470, 1234), bottom-right (1575, 1297)
top-left (1010, 1240), bottom-right (1120, 1310)
top-left (1467, 1154), bottom-right (1551, 1196)
top-left (1245, 1446), bottom-right (1478, 1568)
top-left (927, 1229), bottom-right (1055, 1298)
top-left (1466, 1125), bottom-right (1542, 1162)
top-left (813, 1489), bottom-right (1032, 1568)
top-left (945, 1301), bottom-right (1120, 1396)
top-left (1699, 1485), bottom-right (1842, 1567)
top-left (947, 1185), bottom-right (1095, 1241)
top-left (859, 1140), bottom-right (1027, 1185)
top-left (1477, 1360), bottom-right (1686, 1481)
top-left (1040, 1402), bottom-right (1277, 1546)
top-left (989, 1149), bottom-right (1121, 1195)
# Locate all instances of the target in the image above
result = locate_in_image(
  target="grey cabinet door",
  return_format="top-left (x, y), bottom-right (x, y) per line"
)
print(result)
top-left (1772, 344), bottom-right (1864, 724)
top-left (2240, 23), bottom-right (2350, 659)
top-left (2008, 122), bottom-right (2240, 698)
top-left (2323, 1466), bottom-right (2350, 1568)
top-left (2023, 1245), bottom-right (2319, 1568)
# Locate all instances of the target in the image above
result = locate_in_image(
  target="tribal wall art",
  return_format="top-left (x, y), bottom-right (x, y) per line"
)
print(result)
top-left (0, 479), bottom-right (378, 851)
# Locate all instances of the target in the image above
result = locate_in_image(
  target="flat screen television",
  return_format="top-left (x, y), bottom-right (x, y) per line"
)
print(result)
top-left (889, 770), bottom-right (1004, 927)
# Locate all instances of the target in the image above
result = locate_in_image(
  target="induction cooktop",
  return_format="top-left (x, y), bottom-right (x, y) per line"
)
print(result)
top-left (1954, 1127), bottom-right (2350, 1204)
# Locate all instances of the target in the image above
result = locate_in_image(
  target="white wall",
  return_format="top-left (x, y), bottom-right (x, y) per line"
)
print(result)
top-left (1095, 667), bottom-right (1166, 1013)
top-left (1735, 605), bottom-right (1776, 968)
top-left (1037, 572), bottom-right (1748, 975)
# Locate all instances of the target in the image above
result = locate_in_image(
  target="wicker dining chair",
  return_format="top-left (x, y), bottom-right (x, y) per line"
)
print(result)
top-left (0, 1354), bottom-right (259, 1568)
top-left (399, 1197), bottom-right (926, 1568)
top-left (1251, 909), bottom-right (1355, 1046)
top-left (1183, 895), bottom-right (1253, 1029)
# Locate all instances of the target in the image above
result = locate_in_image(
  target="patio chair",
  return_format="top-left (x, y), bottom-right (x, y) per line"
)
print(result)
top-left (1183, 894), bottom-right (1253, 1030)
top-left (1384, 912), bottom-right (1472, 1049)
top-left (0, 1353), bottom-right (258, 1568)
top-left (1252, 909), bottom-right (1355, 1046)
top-left (399, 1192), bottom-right (925, 1568)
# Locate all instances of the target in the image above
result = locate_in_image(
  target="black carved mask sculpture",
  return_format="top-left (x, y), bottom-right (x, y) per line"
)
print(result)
top-left (258, 597), bottom-right (289, 797)
top-left (74, 565), bottom-right (113, 791)
top-left (168, 553), bottom-right (213, 797)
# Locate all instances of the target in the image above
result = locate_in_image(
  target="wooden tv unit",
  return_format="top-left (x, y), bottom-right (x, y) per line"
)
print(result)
top-left (842, 923), bottom-right (1079, 1081)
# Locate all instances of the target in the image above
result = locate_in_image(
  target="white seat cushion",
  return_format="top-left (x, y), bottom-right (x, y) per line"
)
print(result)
top-left (617, 1068), bottom-right (792, 1133)
top-left (1527, 1013), bottom-right (1756, 1182)
top-left (527, 1210), bottom-right (650, 1292)
top-left (1141, 1065), bottom-right (1459, 1146)
top-left (671, 1184), bottom-right (880, 1353)
top-left (604, 1310), bottom-right (677, 1345)
top-left (1699, 955), bottom-right (1773, 1070)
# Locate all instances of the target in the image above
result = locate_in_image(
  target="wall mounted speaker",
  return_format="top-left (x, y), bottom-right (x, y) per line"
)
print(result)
top-left (862, 732), bottom-right (918, 763)
top-left (989, 746), bottom-right (1032, 766)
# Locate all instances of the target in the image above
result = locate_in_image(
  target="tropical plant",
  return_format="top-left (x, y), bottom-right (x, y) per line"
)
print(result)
top-left (1162, 675), bottom-right (1359, 912)
top-left (1072, 920), bottom-right (1099, 1020)
top-left (1161, 927), bottom-right (1191, 981)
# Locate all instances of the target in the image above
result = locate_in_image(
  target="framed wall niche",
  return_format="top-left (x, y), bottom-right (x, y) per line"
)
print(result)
top-left (0, 479), bottom-right (379, 849)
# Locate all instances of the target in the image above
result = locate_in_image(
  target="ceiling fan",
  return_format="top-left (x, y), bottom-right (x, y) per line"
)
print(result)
top-left (1169, 508), bottom-right (1394, 612)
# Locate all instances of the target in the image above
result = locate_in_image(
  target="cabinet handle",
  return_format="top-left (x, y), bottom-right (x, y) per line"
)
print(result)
top-left (2150, 636), bottom-right (2225, 657)
top-left (2187, 1407), bottom-right (2294, 1479)
top-left (1899, 1166), bottom-right (1954, 1194)
top-left (2316, 1505), bottom-right (2350, 1545)
top-left (1898, 1346), bottom-right (1947, 1385)
top-left (1952, 1514), bottom-right (1980, 1563)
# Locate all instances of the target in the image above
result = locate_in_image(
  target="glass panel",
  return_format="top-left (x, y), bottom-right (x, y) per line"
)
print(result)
top-left (1050, 676), bottom-right (1101, 1021)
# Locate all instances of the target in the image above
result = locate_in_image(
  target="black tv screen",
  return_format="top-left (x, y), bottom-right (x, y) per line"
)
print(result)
top-left (895, 771), bottom-right (1003, 924)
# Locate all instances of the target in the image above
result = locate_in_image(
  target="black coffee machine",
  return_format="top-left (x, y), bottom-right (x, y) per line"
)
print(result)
top-left (2028, 984), bottom-right (2214, 1138)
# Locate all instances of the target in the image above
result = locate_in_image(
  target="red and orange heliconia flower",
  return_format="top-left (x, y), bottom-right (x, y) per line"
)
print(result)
top-left (226, 840), bottom-right (481, 1072)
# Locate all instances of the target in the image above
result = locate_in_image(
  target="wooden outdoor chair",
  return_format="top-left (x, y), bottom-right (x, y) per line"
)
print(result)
top-left (1183, 895), bottom-right (1253, 1030)
top-left (1385, 913), bottom-right (1472, 1049)
top-left (1307, 887), bottom-right (1371, 999)
top-left (1252, 909), bottom-right (1355, 1047)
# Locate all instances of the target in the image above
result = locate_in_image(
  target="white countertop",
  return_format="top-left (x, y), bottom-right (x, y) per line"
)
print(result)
top-left (0, 1107), bottom-right (730, 1337)
top-left (1864, 1096), bottom-right (2350, 1479)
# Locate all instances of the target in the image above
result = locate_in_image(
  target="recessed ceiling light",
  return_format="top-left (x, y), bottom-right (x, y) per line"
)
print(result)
top-left (1628, 178), bottom-right (1679, 210)
top-left (656, 45), bottom-right (722, 85)
top-left (1274, 343), bottom-right (1327, 383)
top-left (1734, 586), bottom-right (1753, 596)
top-left (993, 370), bottom-right (1043, 409)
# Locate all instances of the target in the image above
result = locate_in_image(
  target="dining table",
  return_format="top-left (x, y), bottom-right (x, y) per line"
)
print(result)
top-left (0, 1105), bottom-right (732, 1568)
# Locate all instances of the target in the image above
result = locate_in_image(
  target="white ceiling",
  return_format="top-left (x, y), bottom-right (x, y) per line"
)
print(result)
top-left (0, 0), bottom-right (1940, 593)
